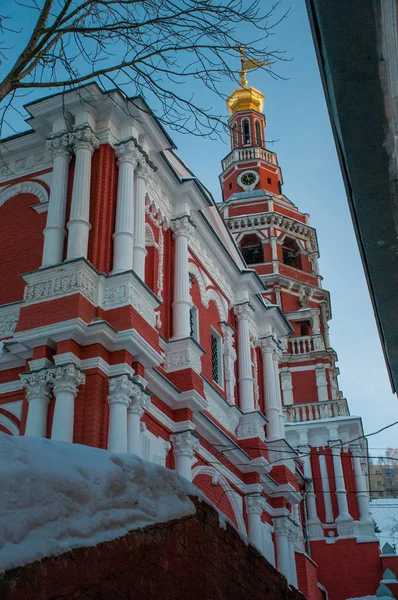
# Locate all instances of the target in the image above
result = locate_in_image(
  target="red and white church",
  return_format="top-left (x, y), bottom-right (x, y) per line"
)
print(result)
top-left (0, 73), bottom-right (396, 600)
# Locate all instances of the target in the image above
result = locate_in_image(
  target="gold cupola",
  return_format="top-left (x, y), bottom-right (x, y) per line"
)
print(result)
top-left (226, 68), bottom-right (264, 115)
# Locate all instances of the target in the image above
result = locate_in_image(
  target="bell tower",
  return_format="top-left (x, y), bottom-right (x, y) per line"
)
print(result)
top-left (220, 66), bottom-right (283, 200)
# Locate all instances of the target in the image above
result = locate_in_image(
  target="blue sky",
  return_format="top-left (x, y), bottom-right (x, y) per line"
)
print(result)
top-left (170, 1), bottom-right (398, 454)
top-left (1, 0), bottom-right (396, 455)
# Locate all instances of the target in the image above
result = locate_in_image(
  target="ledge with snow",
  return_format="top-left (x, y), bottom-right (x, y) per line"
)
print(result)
top-left (0, 434), bottom-right (305, 600)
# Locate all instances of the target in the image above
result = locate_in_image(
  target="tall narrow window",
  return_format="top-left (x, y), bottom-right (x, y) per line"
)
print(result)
top-left (241, 236), bottom-right (264, 265)
top-left (232, 123), bottom-right (238, 149)
top-left (211, 330), bottom-right (223, 386)
top-left (282, 238), bottom-right (302, 270)
top-left (255, 120), bottom-right (262, 146)
top-left (190, 305), bottom-right (199, 342)
top-left (242, 119), bottom-right (251, 145)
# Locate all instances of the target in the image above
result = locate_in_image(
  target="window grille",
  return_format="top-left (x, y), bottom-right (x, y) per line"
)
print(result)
top-left (211, 333), bottom-right (219, 384)
top-left (190, 306), bottom-right (199, 341)
top-left (242, 119), bottom-right (250, 145)
top-left (241, 243), bottom-right (263, 265)
top-left (190, 309), bottom-right (194, 337)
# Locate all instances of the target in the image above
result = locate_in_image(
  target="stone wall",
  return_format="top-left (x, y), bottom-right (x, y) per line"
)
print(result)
top-left (0, 497), bottom-right (307, 600)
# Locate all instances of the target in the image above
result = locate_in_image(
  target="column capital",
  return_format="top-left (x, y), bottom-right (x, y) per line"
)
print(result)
top-left (220, 322), bottom-right (236, 356)
top-left (115, 138), bottom-right (141, 166)
top-left (171, 215), bottom-right (195, 239)
top-left (20, 369), bottom-right (52, 402)
top-left (246, 494), bottom-right (266, 515)
top-left (51, 364), bottom-right (85, 397)
top-left (108, 374), bottom-right (135, 406)
top-left (170, 430), bottom-right (199, 457)
top-left (129, 384), bottom-right (151, 415)
top-left (234, 302), bottom-right (254, 322)
top-left (46, 133), bottom-right (72, 160)
top-left (135, 160), bottom-right (154, 182)
top-left (259, 335), bottom-right (277, 355)
top-left (273, 516), bottom-right (290, 536)
top-left (70, 126), bottom-right (100, 154)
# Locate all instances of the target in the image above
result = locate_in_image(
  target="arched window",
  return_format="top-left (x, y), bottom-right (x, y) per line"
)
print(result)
top-left (232, 123), bottom-right (238, 149)
top-left (242, 119), bottom-right (251, 145)
top-left (255, 120), bottom-right (262, 146)
top-left (282, 237), bottom-right (302, 270)
top-left (241, 235), bottom-right (264, 265)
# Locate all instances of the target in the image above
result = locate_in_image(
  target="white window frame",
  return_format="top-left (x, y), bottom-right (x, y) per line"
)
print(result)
top-left (241, 118), bottom-right (251, 146)
top-left (211, 327), bottom-right (224, 388)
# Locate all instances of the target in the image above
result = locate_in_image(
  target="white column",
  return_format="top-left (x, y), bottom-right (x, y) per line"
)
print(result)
top-left (66, 126), bottom-right (99, 259)
top-left (171, 431), bottom-right (199, 482)
top-left (320, 301), bottom-right (331, 349)
top-left (171, 216), bottom-right (195, 340)
top-left (113, 140), bottom-right (140, 273)
top-left (260, 337), bottom-right (279, 439)
top-left (331, 446), bottom-right (353, 524)
top-left (107, 375), bottom-right (134, 453)
top-left (274, 518), bottom-right (292, 583)
top-left (20, 370), bottom-right (52, 437)
top-left (246, 495), bottom-right (265, 551)
top-left (133, 162), bottom-right (152, 279)
top-left (319, 453), bottom-right (334, 523)
top-left (51, 364), bottom-right (85, 442)
top-left (351, 445), bottom-right (373, 526)
top-left (221, 323), bottom-right (237, 405)
top-left (287, 532), bottom-right (298, 589)
top-left (42, 132), bottom-right (71, 266)
top-left (315, 365), bottom-right (329, 402)
top-left (234, 303), bottom-right (255, 412)
top-left (127, 385), bottom-right (150, 457)
top-left (302, 450), bottom-right (323, 538)
top-left (273, 345), bottom-right (285, 439)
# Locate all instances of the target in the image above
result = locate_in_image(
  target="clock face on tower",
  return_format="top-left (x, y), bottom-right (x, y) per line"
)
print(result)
top-left (237, 169), bottom-right (259, 191)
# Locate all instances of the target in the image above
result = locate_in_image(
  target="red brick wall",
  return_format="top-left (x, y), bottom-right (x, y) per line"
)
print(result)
top-left (311, 538), bottom-right (382, 600)
top-left (296, 552), bottom-right (323, 600)
top-left (0, 193), bottom-right (46, 305)
top-left (0, 498), bottom-right (307, 600)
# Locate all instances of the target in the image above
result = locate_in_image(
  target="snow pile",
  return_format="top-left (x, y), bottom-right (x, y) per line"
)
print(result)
top-left (0, 433), bottom-right (197, 573)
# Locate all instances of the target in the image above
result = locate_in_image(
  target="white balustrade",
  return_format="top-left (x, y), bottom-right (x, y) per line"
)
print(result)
top-left (222, 147), bottom-right (278, 170)
top-left (283, 399), bottom-right (349, 423)
top-left (289, 334), bottom-right (325, 355)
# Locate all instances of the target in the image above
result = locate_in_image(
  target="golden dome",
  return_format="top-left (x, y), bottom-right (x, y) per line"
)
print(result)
top-left (226, 70), bottom-right (264, 115)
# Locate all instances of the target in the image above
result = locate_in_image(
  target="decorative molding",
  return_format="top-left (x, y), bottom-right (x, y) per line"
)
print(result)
top-left (0, 180), bottom-right (49, 208)
top-left (234, 302), bottom-right (254, 321)
top-left (204, 380), bottom-right (240, 434)
top-left (235, 411), bottom-right (267, 442)
top-left (188, 262), bottom-right (209, 308)
top-left (0, 305), bottom-right (20, 338)
top-left (102, 272), bottom-right (160, 328)
top-left (163, 338), bottom-right (203, 374)
top-left (171, 430), bottom-right (199, 457)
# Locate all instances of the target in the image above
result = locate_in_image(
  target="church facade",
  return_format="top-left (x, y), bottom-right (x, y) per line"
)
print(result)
top-left (0, 78), bottom-right (394, 599)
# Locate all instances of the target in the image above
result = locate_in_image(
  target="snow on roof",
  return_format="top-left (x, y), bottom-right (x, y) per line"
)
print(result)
top-left (0, 433), bottom-right (197, 573)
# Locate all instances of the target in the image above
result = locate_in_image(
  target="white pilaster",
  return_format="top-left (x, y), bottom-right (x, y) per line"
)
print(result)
top-left (331, 445), bottom-right (354, 533)
top-left (127, 384), bottom-right (150, 457)
top-left (302, 449), bottom-right (323, 538)
top-left (246, 495), bottom-right (265, 551)
top-left (171, 430), bottom-right (199, 482)
top-left (280, 368), bottom-right (294, 406)
top-left (273, 345), bottom-right (285, 439)
top-left (133, 162), bottom-right (152, 279)
top-left (171, 216), bottom-right (195, 340)
top-left (21, 370), bottom-right (52, 437)
top-left (66, 126), bottom-right (99, 259)
top-left (274, 518), bottom-right (292, 583)
top-left (42, 132), bottom-right (71, 266)
top-left (259, 337), bottom-right (279, 439)
top-left (315, 365), bottom-right (329, 402)
top-left (350, 445), bottom-right (374, 534)
top-left (319, 453), bottom-right (334, 523)
top-left (107, 375), bottom-right (134, 453)
top-left (320, 301), bottom-right (330, 348)
top-left (234, 303), bottom-right (255, 412)
top-left (51, 364), bottom-right (85, 442)
top-left (113, 140), bottom-right (140, 273)
top-left (221, 322), bottom-right (237, 405)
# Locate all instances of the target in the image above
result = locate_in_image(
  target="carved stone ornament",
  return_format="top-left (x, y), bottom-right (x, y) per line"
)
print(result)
top-left (0, 312), bottom-right (19, 337)
top-left (129, 385), bottom-right (151, 414)
top-left (234, 302), bottom-right (254, 322)
top-left (46, 133), bottom-right (72, 159)
top-left (70, 126), bottom-right (100, 154)
top-left (135, 160), bottom-right (154, 183)
top-left (163, 339), bottom-right (203, 374)
top-left (259, 336), bottom-right (276, 355)
top-left (246, 494), bottom-right (266, 515)
top-left (298, 286), bottom-right (313, 308)
top-left (20, 369), bottom-right (53, 402)
top-left (171, 215), bottom-right (196, 239)
top-left (51, 364), bottom-right (85, 397)
top-left (170, 431), bottom-right (199, 457)
top-left (115, 139), bottom-right (142, 167)
top-left (235, 414), bottom-right (266, 441)
top-left (24, 267), bottom-right (97, 305)
top-left (108, 374), bottom-right (135, 406)
top-left (102, 281), bottom-right (157, 328)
